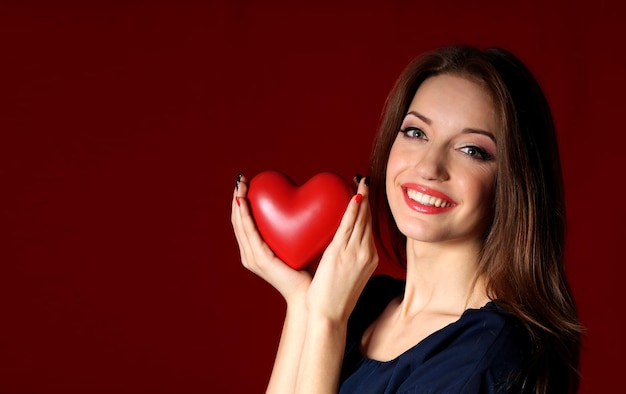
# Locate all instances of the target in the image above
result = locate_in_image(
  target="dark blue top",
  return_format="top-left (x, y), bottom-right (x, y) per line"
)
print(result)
top-left (339, 275), bottom-right (530, 393)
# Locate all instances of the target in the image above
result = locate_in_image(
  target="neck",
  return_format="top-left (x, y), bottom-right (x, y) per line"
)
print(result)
top-left (400, 239), bottom-right (489, 318)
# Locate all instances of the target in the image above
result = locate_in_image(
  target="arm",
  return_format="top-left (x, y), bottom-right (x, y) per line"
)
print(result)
top-left (296, 314), bottom-right (347, 394)
top-left (265, 298), bottom-right (308, 393)
top-left (231, 176), bottom-right (311, 393)
top-left (231, 177), bottom-right (377, 394)
top-left (295, 180), bottom-right (378, 393)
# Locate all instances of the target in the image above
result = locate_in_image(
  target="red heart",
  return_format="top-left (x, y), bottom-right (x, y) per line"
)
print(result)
top-left (247, 171), bottom-right (354, 270)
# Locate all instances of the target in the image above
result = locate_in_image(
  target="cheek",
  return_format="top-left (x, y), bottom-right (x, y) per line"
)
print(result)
top-left (460, 171), bottom-right (496, 208)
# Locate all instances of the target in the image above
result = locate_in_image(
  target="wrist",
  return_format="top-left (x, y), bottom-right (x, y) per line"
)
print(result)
top-left (306, 309), bottom-right (350, 330)
top-left (283, 295), bottom-right (309, 325)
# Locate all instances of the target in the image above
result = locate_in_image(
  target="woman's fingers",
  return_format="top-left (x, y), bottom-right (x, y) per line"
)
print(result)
top-left (328, 177), bottom-right (369, 250)
top-left (335, 176), bottom-right (372, 249)
top-left (232, 175), bottom-right (273, 270)
top-left (318, 175), bottom-right (377, 284)
top-left (231, 174), bottom-right (312, 298)
top-left (231, 175), bottom-right (254, 266)
top-left (352, 178), bottom-right (374, 245)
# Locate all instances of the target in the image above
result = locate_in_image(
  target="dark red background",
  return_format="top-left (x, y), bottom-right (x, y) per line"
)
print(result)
top-left (2, 1), bottom-right (623, 393)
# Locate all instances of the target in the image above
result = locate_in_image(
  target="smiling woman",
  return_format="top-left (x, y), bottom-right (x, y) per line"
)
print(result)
top-left (386, 74), bottom-right (498, 244)
top-left (231, 45), bottom-right (583, 393)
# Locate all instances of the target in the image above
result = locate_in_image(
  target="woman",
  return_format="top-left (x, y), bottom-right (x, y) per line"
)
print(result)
top-left (231, 45), bottom-right (582, 393)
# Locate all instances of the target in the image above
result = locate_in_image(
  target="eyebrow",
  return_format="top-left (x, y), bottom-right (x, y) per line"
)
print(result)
top-left (405, 110), bottom-right (497, 143)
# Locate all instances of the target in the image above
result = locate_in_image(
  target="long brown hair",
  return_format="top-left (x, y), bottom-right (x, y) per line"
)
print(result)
top-left (370, 45), bottom-right (583, 393)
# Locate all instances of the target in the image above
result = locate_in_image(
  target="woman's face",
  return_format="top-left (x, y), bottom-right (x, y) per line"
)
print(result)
top-left (385, 74), bottom-right (499, 245)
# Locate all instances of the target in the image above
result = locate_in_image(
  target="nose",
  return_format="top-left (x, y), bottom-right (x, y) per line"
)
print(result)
top-left (415, 146), bottom-right (449, 181)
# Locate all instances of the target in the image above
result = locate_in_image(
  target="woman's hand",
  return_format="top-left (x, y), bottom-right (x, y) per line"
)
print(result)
top-left (233, 173), bottom-right (378, 393)
top-left (293, 178), bottom-right (378, 394)
top-left (305, 177), bottom-right (379, 324)
top-left (231, 174), bottom-right (312, 303)
top-left (232, 174), bottom-right (377, 319)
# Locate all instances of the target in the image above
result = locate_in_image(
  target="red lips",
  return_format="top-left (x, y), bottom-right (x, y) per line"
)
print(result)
top-left (401, 183), bottom-right (456, 214)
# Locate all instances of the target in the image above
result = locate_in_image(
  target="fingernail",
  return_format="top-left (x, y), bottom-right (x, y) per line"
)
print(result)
top-left (235, 173), bottom-right (242, 190)
top-left (236, 196), bottom-right (240, 206)
top-left (364, 176), bottom-right (370, 186)
top-left (355, 174), bottom-right (363, 183)
top-left (355, 193), bottom-right (363, 204)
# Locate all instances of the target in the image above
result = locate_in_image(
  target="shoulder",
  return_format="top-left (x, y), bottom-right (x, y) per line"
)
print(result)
top-left (451, 303), bottom-right (529, 372)
top-left (461, 303), bottom-right (530, 374)
top-left (462, 303), bottom-right (530, 392)
top-left (399, 302), bottom-right (530, 393)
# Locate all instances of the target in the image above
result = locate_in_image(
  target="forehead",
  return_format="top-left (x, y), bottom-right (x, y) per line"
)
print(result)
top-left (408, 74), bottom-right (498, 136)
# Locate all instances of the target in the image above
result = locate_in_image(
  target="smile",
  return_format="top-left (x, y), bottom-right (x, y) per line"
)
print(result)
top-left (406, 189), bottom-right (453, 208)
top-left (401, 183), bottom-right (457, 214)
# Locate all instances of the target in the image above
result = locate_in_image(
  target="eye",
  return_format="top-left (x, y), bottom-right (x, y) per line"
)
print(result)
top-left (400, 126), bottom-right (427, 140)
top-left (459, 145), bottom-right (494, 161)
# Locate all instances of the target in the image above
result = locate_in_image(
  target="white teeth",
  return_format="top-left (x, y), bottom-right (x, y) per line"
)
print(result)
top-left (406, 189), bottom-right (451, 208)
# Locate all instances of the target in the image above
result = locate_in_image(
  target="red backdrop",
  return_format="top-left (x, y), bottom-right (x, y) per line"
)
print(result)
top-left (2, 1), bottom-right (623, 393)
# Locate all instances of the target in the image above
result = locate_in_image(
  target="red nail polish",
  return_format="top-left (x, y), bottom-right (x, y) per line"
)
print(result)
top-left (355, 193), bottom-right (362, 204)
top-left (236, 196), bottom-right (240, 206)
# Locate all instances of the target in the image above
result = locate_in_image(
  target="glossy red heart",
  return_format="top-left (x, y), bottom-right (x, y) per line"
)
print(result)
top-left (247, 171), bottom-right (354, 270)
